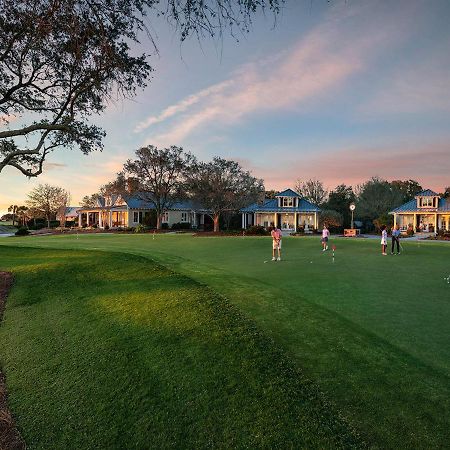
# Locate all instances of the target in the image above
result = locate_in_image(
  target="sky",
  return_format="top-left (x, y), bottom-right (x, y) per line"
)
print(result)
top-left (1, 0), bottom-right (450, 214)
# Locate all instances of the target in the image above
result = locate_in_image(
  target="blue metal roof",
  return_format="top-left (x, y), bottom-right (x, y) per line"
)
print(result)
top-left (275, 188), bottom-right (301, 197)
top-left (241, 197), bottom-right (320, 213)
top-left (415, 189), bottom-right (439, 197)
top-left (124, 194), bottom-right (201, 211)
top-left (390, 198), bottom-right (450, 213)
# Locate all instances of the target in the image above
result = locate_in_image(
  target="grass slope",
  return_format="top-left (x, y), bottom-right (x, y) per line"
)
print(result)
top-left (0, 246), bottom-right (363, 449)
top-left (1, 234), bottom-right (449, 448)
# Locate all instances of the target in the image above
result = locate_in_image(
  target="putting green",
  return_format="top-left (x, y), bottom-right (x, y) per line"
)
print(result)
top-left (1, 234), bottom-right (449, 448)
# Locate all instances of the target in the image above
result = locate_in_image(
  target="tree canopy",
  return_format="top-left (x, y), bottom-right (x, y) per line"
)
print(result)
top-left (0, 0), bottom-right (282, 177)
top-left (187, 157), bottom-right (263, 232)
top-left (295, 178), bottom-right (328, 206)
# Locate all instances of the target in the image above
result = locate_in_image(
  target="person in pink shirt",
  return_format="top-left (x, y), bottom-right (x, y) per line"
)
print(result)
top-left (321, 224), bottom-right (330, 251)
top-left (271, 226), bottom-right (282, 261)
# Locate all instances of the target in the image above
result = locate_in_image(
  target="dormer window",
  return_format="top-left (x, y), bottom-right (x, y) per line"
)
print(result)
top-left (282, 197), bottom-right (294, 207)
top-left (421, 197), bottom-right (434, 207)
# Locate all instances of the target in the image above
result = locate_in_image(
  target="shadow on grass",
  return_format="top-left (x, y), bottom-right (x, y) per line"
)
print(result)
top-left (0, 247), bottom-right (365, 449)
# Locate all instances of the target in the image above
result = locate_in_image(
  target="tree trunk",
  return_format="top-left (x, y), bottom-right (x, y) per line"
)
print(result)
top-left (47, 216), bottom-right (50, 228)
top-left (156, 212), bottom-right (162, 230)
top-left (213, 214), bottom-right (220, 232)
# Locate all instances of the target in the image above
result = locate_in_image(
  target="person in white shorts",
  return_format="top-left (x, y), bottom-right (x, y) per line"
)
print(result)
top-left (321, 224), bottom-right (330, 251)
top-left (380, 224), bottom-right (388, 255)
top-left (271, 226), bottom-right (282, 261)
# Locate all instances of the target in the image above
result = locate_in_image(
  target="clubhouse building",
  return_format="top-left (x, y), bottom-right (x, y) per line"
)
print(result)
top-left (76, 194), bottom-right (211, 229)
top-left (240, 189), bottom-right (320, 232)
top-left (390, 189), bottom-right (450, 232)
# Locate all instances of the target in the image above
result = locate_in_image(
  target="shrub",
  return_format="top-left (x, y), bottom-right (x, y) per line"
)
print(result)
top-left (82, 223), bottom-right (88, 228)
top-left (246, 225), bottom-right (269, 236)
top-left (104, 224), bottom-right (109, 230)
top-left (134, 224), bottom-right (146, 233)
top-left (49, 220), bottom-right (60, 228)
top-left (161, 223), bottom-right (169, 230)
top-left (406, 227), bottom-right (414, 236)
top-left (15, 227), bottom-right (30, 236)
top-left (92, 224), bottom-right (98, 229)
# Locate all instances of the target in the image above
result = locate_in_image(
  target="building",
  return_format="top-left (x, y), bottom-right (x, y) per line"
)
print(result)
top-left (76, 194), bottom-right (210, 229)
top-left (390, 189), bottom-right (450, 232)
top-left (241, 188), bottom-right (320, 232)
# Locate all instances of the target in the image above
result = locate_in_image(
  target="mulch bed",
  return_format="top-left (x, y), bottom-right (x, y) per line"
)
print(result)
top-left (0, 272), bottom-right (26, 450)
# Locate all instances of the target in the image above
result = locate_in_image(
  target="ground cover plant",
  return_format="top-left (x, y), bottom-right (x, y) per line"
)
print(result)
top-left (0, 235), bottom-right (449, 448)
top-left (0, 246), bottom-right (363, 449)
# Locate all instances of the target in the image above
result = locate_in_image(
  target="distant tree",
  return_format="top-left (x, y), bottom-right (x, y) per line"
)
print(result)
top-left (323, 184), bottom-right (356, 228)
top-left (356, 177), bottom-right (403, 222)
top-left (7, 204), bottom-right (18, 226)
top-left (295, 178), bottom-right (328, 206)
top-left (319, 209), bottom-right (343, 229)
top-left (0, 0), bottom-right (281, 178)
top-left (440, 187), bottom-right (450, 199)
top-left (16, 206), bottom-right (29, 226)
top-left (187, 157), bottom-right (263, 232)
top-left (80, 194), bottom-right (102, 208)
top-left (0, 213), bottom-right (14, 222)
top-left (56, 192), bottom-right (72, 228)
top-left (390, 180), bottom-right (422, 203)
top-left (124, 145), bottom-right (195, 229)
top-left (265, 190), bottom-right (278, 199)
top-left (373, 213), bottom-right (394, 231)
top-left (26, 184), bottom-right (69, 227)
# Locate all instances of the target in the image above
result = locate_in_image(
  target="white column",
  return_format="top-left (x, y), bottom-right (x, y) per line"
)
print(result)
top-left (273, 213), bottom-right (277, 228)
top-left (109, 211), bottom-right (112, 227)
top-left (78, 213), bottom-right (82, 227)
top-left (86, 212), bottom-right (89, 226)
top-left (242, 213), bottom-right (245, 229)
top-left (99, 212), bottom-right (103, 228)
top-left (294, 212), bottom-right (297, 232)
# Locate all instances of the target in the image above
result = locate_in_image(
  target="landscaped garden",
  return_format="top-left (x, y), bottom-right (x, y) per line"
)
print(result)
top-left (0, 234), bottom-right (449, 448)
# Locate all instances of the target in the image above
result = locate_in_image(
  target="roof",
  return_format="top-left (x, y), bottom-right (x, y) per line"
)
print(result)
top-left (123, 194), bottom-right (203, 211)
top-left (275, 188), bottom-right (301, 197)
top-left (415, 189), bottom-right (439, 197)
top-left (390, 197), bottom-right (450, 213)
top-left (241, 197), bottom-right (320, 213)
top-left (65, 206), bottom-right (80, 217)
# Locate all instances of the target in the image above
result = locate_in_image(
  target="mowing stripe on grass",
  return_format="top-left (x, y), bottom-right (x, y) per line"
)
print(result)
top-left (0, 247), bottom-right (365, 449)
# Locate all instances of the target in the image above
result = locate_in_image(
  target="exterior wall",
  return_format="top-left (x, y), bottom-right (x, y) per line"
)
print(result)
top-left (397, 214), bottom-right (414, 231)
top-left (439, 214), bottom-right (450, 231)
top-left (256, 214), bottom-right (274, 227)
top-left (297, 213), bottom-right (315, 227)
top-left (166, 210), bottom-right (192, 227)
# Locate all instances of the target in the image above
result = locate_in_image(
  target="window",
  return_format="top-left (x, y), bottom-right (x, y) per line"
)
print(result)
top-left (181, 212), bottom-right (188, 222)
top-left (421, 197), bottom-right (434, 207)
top-left (133, 211), bottom-right (139, 223)
top-left (282, 197), bottom-right (294, 207)
top-left (162, 212), bottom-right (169, 223)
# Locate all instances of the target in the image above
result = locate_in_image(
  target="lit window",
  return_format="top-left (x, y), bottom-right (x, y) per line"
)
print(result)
top-left (421, 197), bottom-right (434, 207)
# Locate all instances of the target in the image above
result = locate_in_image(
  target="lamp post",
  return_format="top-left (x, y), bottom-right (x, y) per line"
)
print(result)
top-left (350, 203), bottom-right (355, 229)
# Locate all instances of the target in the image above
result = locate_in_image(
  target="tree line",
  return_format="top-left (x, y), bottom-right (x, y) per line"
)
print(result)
top-left (293, 178), bottom-right (450, 231)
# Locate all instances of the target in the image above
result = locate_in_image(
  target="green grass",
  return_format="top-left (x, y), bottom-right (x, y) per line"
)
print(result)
top-left (0, 246), bottom-right (363, 449)
top-left (1, 234), bottom-right (450, 448)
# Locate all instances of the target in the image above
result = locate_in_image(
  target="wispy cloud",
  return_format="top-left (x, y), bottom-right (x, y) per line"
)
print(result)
top-left (139, 0), bottom-right (411, 147)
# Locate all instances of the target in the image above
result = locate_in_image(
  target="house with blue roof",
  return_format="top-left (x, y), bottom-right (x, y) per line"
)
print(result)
top-left (76, 193), bottom-right (210, 229)
top-left (241, 188), bottom-right (320, 232)
top-left (390, 189), bottom-right (450, 232)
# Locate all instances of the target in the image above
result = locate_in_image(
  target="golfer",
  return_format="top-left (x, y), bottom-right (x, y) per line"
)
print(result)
top-left (321, 224), bottom-right (330, 251)
top-left (271, 226), bottom-right (282, 261)
top-left (380, 225), bottom-right (388, 256)
top-left (391, 225), bottom-right (401, 255)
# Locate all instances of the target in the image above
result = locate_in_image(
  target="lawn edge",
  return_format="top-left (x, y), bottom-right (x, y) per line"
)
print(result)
top-left (0, 271), bottom-right (26, 450)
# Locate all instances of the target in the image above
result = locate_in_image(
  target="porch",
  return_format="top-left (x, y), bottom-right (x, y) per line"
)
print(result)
top-left (242, 211), bottom-right (318, 231)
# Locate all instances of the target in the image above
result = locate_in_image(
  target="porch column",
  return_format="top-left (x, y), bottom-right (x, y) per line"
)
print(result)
top-left (294, 212), bottom-right (297, 232)
top-left (241, 213), bottom-right (245, 229)
top-left (254, 213), bottom-right (257, 226)
top-left (393, 213), bottom-right (397, 228)
top-left (414, 213), bottom-right (417, 231)
top-left (273, 213), bottom-right (277, 228)
top-left (78, 213), bottom-right (82, 227)
top-left (434, 213), bottom-right (438, 232)
top-left (99, 212), bottom-right (103, 228)
top-left (109, 211), bottom-right (112, 227)
top-left (86, 212), bottom-right (90, 226)
top-left (314, 212), bottom-right (318, 229)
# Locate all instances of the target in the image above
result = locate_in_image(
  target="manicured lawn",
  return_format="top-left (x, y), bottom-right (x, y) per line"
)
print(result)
top-left (1, 234), bottom-right (449, 448)
top-left (0, 246), bottom-right (363, 449)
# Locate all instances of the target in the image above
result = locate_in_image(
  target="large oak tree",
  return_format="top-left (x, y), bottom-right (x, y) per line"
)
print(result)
top-left (0, 0), bottom-right (282, 177)
top-left (187, 157), bottom-right (263, 232)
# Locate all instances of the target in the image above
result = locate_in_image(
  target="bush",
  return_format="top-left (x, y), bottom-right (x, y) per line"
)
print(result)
top-left (161, 223), bottom-right (169, 230)
top-left (171, 222), bottom-right (192, 230)
top-left (134, 224), bottom-right (146, 233)
top-left (49, 220), bottom-right (60, 228)
top-left (104, 224), bottom-right (109, 230)
top-left (246, 225), bottom-right (269, 236)
top-left (406, 227), bottom-right (414, 236)
top-left (15, 227), bottom-right (30, 236)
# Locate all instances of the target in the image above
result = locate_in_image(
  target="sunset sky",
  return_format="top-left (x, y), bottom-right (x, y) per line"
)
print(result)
top-left (1, 0), bottom-right (450, 214)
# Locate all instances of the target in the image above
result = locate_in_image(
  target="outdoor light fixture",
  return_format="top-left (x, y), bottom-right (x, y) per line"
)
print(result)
top-left (350, 203), bottom-right (356, 229)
